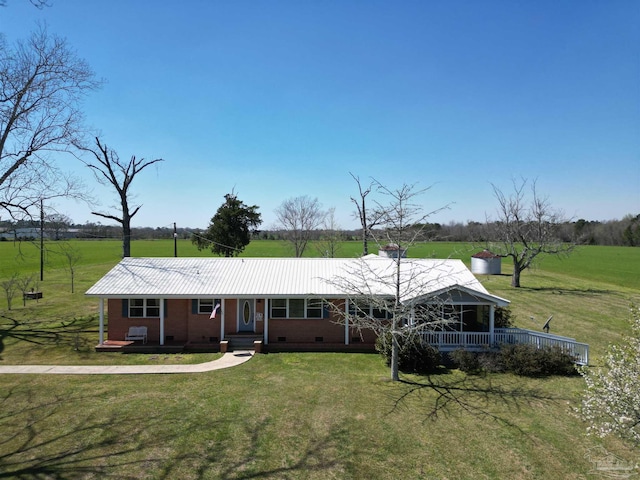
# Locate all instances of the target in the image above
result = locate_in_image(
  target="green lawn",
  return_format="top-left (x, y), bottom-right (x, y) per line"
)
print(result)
top-left (0, 239), bottom-right (639, 478)
top-left (1, 353), bottom-right (637, 479)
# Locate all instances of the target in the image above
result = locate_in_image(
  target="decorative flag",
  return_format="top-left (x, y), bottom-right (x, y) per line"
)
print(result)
top-left (210, 303), bottom-right (220, 319)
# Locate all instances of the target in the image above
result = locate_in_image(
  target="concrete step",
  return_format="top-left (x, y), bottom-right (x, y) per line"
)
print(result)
top-left (227, 335), bottom-right (262, 350)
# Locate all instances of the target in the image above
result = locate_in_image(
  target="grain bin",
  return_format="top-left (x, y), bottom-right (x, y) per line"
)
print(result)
top-left (471, 250), bottom-right (502, 275)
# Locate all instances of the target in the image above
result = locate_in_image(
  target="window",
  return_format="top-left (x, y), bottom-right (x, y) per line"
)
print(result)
top-left (129, 298), bottom-right (160, 318)
top-left (289, 299), bottom-right (305, 318)
top-left (349, 300), bottom-right (388, 319)
top-left (269, 299), bottom-right (325, 319)
top-left (372, 306), bottom-right (389, 320)
top-left (306, 299), bottom-right (323, 318)
top-left (198, 298), bottom-right (221, 315)
top-left (198, 299), bottom-right (214, 314)
top-left (270, 299), bottom-right (287, 318)
top-left (129, 299), bottom-right (144, 317)
top-left (147, 299), bottom-right (160, 317)
top-left (348, 300), bottom-right (367, 318)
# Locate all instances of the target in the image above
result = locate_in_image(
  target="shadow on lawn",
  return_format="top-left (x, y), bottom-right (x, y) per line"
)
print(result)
top-left (0, 385), bottom-right (183, 479)
top-left (0, 384), bottom-right (347, 480)
top-left (518, 286), bottom-right (613, 296)
top-left (0, 314), bottom-right (96, 358)
top-left (391, 373), bottom-right (564, 429)
top-left (157, 416), bottom-right (348, 480)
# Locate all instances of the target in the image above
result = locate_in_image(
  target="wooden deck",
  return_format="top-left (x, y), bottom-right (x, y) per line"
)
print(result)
top-left (96, 340), bottom-right (186, 353)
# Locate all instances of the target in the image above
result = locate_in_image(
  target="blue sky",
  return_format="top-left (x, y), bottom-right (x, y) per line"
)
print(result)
top-left (2, 0), bottom-right (638, 230)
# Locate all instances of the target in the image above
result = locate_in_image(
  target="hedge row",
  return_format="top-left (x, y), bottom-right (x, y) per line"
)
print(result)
top-left (376, 334), bottom-right (578, 377)
top-left (450, 344), bottom-right (578, 377)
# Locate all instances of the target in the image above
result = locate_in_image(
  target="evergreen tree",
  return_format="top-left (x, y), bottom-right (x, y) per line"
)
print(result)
top-left (194, 193), bottom-right (261, 257)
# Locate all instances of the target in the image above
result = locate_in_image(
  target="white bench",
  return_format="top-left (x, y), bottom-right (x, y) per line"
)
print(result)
top-left (125, 326), bottom-right (148, 344)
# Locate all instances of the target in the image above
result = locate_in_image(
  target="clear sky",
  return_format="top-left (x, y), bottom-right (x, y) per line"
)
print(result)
top-left (2, 0), bottom-right (638, 230)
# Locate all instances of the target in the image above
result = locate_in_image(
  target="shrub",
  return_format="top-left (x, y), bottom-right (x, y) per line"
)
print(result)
top-left (500, 343), bottom-right (578, 377)
top-left (451, 349), bottom-right (505, 374)
top-left (494, 306), bottom-right (515, 329)
top-left (375, 332), bottom-right (441, 374)
top-left (450, 349), bottom-right (481, 374)
top-left (477, 351), bottom-right (506, 373)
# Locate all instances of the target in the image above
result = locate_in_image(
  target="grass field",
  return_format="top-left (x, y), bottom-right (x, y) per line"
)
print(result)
top-left (0, 239), bottom-right (639, 478)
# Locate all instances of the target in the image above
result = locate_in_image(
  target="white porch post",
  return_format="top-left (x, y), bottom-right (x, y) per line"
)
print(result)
top-left (344, 299), bottom-right (349, 345)
top-left (98, 298), bottom-right (105, 345)
top-left (220, 299), bottom-right (225, 341)
top-left (489, 304), bottom-right (495, 346)
top-left (160, 298), bottom-right (165, 346)
top-left (264, 297), bottom-right (269, 346)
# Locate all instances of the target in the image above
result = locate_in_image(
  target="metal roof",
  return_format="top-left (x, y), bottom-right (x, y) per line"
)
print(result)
top-left (85, 256), bottom-right (509, 305)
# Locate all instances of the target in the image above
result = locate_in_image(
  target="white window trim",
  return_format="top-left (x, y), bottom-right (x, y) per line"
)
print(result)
top-left (197, 298), bottom-right (221, 315)
top-left (269, 298), bottom-right (325, 319)
top-left (129, 298), bottom-right (160, 318)
top-left (349, 301), bottom-right (389, 320)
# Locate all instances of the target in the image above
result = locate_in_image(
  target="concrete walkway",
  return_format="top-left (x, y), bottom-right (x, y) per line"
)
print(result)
top-left (0, 350), bottom-right (254, 375)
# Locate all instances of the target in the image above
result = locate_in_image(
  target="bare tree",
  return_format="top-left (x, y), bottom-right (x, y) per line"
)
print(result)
top-left (0, 1), bottom-right (50, 8)
top-left (275, 195), bottom-right (325, 257)
top-left (350, 173), bottom-right (383, 256)
top-left (487, 178), bottom-right (574, 288)
top-left (328, 182), bottom-right (451, 381)
top-left (315, 207), bottom-right (341, 258)
top-left (370, 182), bottom-right (449, 250)
top-left (0, 27), bottom-right (100, 220)
top-left (45, 213), bottom-right (72, 240)
top-left (1, 273), bottom-right (18, 310)
top-left (15, 273), bottom-right (35, 306)
top-left (78, 137), bottom-right (163, 258)
top-left (56, 241), bottom-right (81, 293)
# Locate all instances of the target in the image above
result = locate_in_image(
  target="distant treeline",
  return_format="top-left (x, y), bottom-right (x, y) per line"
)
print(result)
top-left (1, 214), bottom-right (639, 247)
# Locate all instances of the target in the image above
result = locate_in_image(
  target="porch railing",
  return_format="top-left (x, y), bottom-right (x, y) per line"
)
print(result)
top-left (421, 328), bottom-right (589, 365)
top-left (495, 328), bottom-right (589, 365)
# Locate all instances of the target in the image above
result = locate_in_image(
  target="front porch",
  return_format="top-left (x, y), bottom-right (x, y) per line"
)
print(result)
top-left (97, 328), bottom-right (589, 365)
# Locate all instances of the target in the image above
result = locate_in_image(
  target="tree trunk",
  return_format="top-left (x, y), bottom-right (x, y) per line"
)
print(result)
top-left (511, 263), bottom-right (522, 288)
top-left (390, 330), bottom-right (400, 381)
top-left (122, 217), bottom-right (131, 258)
top-left (362, 230), bottom-right (369, 256)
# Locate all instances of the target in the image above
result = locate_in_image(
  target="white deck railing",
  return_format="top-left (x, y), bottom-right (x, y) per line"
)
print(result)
top-left (421, 328), bottom-right (589, 365)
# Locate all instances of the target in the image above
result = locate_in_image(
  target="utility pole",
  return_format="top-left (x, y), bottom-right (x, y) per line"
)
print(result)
top-left (40, 199), bottom-right (44, 281)
top-left (173, 222), bottom-right (178, 257)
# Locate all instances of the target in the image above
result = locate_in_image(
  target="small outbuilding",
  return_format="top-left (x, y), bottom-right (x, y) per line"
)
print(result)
top-left (471, 250), bottom-right (502, 275)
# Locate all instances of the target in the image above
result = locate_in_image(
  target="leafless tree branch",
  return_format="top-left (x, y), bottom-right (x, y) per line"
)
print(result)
top-left (275, 195), bottom-right (325, 257)
top-left (0, 26), bottom-right (100, 221)
top-left (75, 137), bottom-right (163, 257)
top-left (486, 177), bottom-right (574, 287)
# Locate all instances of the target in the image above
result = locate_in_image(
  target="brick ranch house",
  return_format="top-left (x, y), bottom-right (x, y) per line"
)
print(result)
top-left (85, 255), bottom-right (589, 363)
